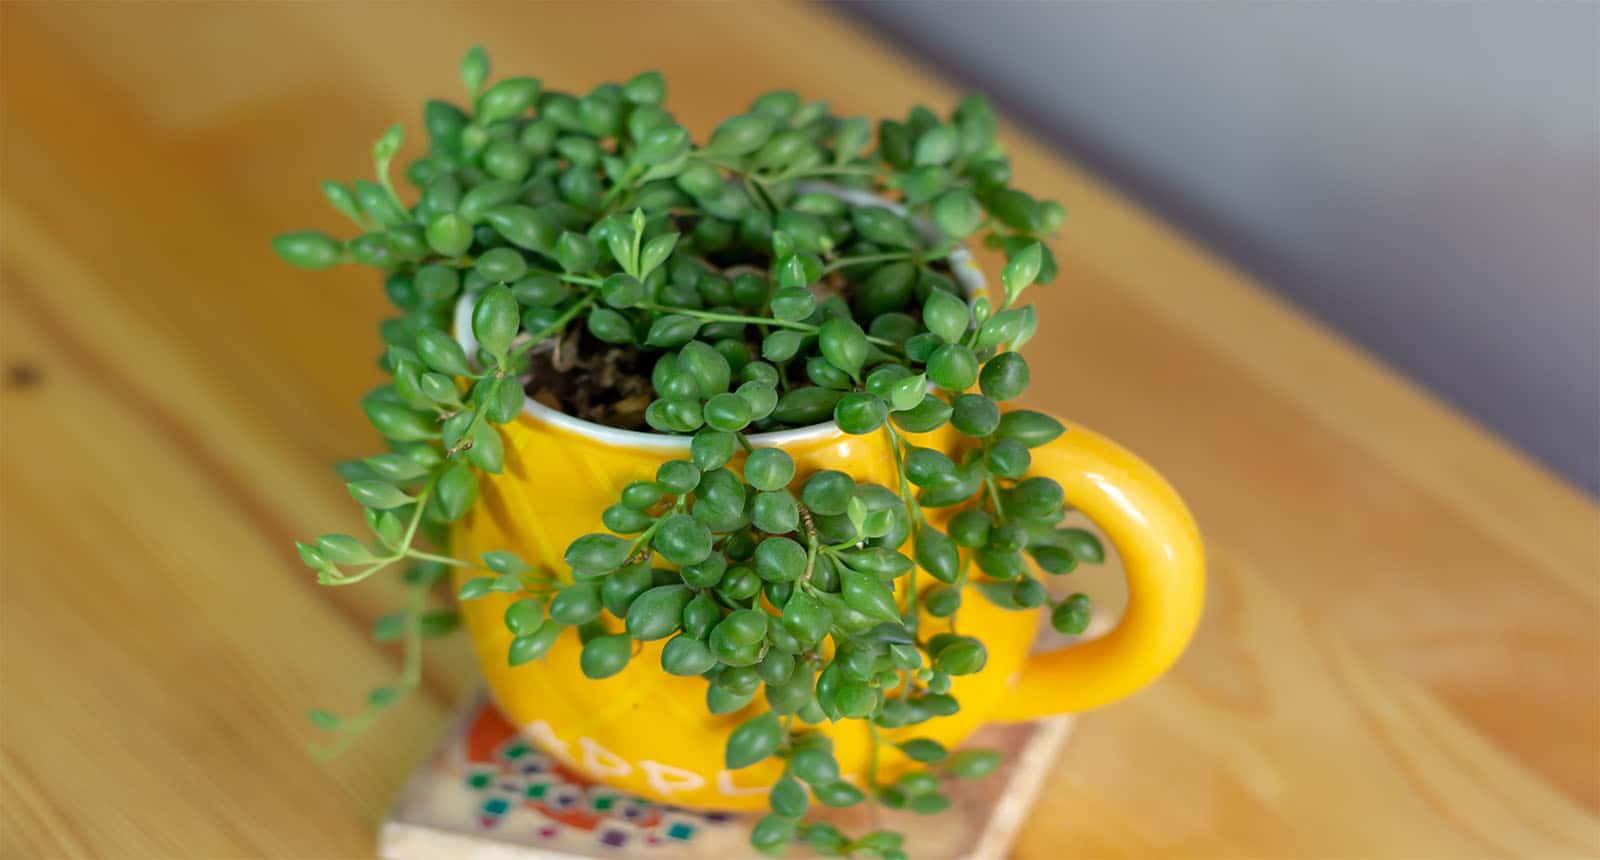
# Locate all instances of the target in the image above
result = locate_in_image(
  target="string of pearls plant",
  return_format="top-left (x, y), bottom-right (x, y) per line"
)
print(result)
top-left (277, 47), bottom-right (1103, 858)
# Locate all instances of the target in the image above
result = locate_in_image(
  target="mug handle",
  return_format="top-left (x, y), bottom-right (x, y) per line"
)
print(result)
top-left (988, 417), bottom-right (1206, 721)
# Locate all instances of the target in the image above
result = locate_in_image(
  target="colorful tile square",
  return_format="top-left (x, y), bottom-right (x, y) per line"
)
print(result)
top-left (666, 821), bottom-right (695, 841)
top-left (501, 742), bottom-right (531, 760)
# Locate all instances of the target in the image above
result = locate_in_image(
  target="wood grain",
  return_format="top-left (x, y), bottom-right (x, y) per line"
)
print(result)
top-left (1, 3), bottom-right (1595, 858)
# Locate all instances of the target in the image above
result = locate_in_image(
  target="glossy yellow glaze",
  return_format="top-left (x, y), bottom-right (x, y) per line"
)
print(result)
top-left (453, 407), bottom-right (1204, 811)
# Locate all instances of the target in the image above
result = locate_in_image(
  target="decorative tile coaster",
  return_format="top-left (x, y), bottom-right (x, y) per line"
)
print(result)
top-left (380, 691), bottom-right (1071, 859)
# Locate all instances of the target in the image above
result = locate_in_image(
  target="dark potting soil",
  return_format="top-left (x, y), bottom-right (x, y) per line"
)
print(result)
top-left (522, 325), bottom-right (655, 431)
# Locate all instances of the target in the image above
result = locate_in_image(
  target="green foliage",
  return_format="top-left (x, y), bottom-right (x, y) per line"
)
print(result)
top-left (279, 46), bottom-right (1098, 858)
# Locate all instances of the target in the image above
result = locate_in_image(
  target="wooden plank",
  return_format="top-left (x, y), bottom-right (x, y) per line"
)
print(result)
top-left (1, 2), bottom-right (1594, 857)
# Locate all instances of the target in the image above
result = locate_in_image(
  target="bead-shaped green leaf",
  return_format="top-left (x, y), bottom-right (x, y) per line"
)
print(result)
top-left (951, 394), bottom-right (1001, 437)
top-left (681, 591), bottom-right (721, 640)
top-left (744, 447), bottom-right (795, 491)
top-left (678, 340), bottom-right (731, 398)
top-left (639, 232), bottom-right (679, 277)
top-left (914, 124), bottom-right (959, 166)
top-left (1013, 577), bottom-right (1049, 607)
top-left (478, 77), bottom-right (541, 123)
top-left (564, 533), bottom-right (630, 575)
top-left (780, 589), bottom-right (831, 647)
top-left (626, 584), bottom-right (692, 641)
top-left (926, 343), bottom-right (979, 391)
top-left (725, 711), bottom-right (782, 769)
top-left (1000, 243), bottom-right (1043, 305)
top-left (753, 490), bottom-right (800, 534)
top-left (813, 780), bottom-right (865, 808)
top-left (817, 318), bottom-right (868, 378)
top-left (840, 567), bottom-right (900, 625)
top-left (899, 738), bottom-right (949, 764)
top-left (637, 124), bottom-right (691, 168)
top-left (788, 746), bottom-right (839, 785)
top-left (1051, 593), bottom-right (1093, 635)
top-left (1060, 527), bottom-right (1105, 563)
top-left (914, 528), bottom-right (960, 583)
top-left (600, 563), bottom-right (653, 617)
top-left (655, 513), bottom-right (713, 566)
top-left (425, 213), bottom-right (472, 257)
top-left (273, 231), bottom-right (342, 270)
top-left (708, 114), bottom-right (777, 156)
top-left (645, 314), bottom-right (701, 348)
top-left (834, 117), bottom-right (872, 163)
top-left (703, 393), bottom-right (753, 433)
top-left (548, 582), bottom-right (603, 626)
top-left (347, 481), bottom-right (413, 510)
top-left (933, 638), bottom-right (987, 675)
top-left (484, 205), bottom-right (561, 254)
top-left (414, 329), bottom-right (471, 377)
top-left (851, 206), bottom-right (918, 249)
top-left (661, 634), bottom-right (717, 676)
top-left (979, 352), bottom-right (1029, 401)
top-left (1010, 476), bottom-right (1065, 518)
top-left (718, 608), bottom-right (770, 647)
top-left (995, 410), bottom-right (1065, 447)
top-left (690, 429), bottom-right (737, 471)
top-left (471, 285), bottom-right (518, 361)
top-left (770, 775), bottom-right (809, 819)
top-left (946, 748), bottom-right (1003, 779)
top-left (931, 189), bottom-right (983, 238)
top-left (509, 622), bottom-right (563, 666)
top-left (750, 814), bottom-right (796, 852)
top-left (435, 462), bottom-right (477, 521)
top-left (503, 599), bottom-right (545, 639)
top-left (754, 537), bottom-right (806, 583)
top-left (800, 470), bottom-right (854, 517)
top-left (833, 392), bottom-right (887, 435)
top-left (579, 633), bottom-right (631, 679)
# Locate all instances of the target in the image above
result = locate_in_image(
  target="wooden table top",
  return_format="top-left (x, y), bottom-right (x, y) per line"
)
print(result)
top-left (3, 4), bottom-right (1595, 858)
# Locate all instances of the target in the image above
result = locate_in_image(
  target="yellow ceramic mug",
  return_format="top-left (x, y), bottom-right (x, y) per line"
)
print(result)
top-left (450, 395), bottom-right (1204, 812)
top-left (450, 211), bottom-right (1204, 811)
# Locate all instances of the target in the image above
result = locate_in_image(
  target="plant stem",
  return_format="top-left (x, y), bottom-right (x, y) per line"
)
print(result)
top-left (777, 164), bottom-right (879, 182)
top-left (822, 251), bottom-right (913, 273)
top-left (447, 376), bottom-right (502, 457)
top-left (513, 292), bottom-right (600, 358)
top-left (865, 721), bottom-right (883, 830)
top-left (742, 174), bottom-right (776, 213)
top-left (641, 304), bottom-right (900, 350)
top-left (801, 519), bottom-right (820, 585)
top-left (311, 582), bottom-right (427, 760)
top-left (625, 513), bottom-right (670, 560)
top-left (400, 581), bottom-right (425, 687)
top-left (984, 476), bottom-right (1007, 519)
top-left (644, 304), bottom-right (814, 333)
top-left (404, 550), bottom-right (473, 567)
top-left (321, 479), bottom-right (439, 586)
top-left (881, 423), bottom-right (922, 639)
top-left (599, 164), bottom-right (643, 211)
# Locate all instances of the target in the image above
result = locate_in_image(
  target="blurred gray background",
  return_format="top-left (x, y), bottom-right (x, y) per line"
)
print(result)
top-left (839, 1), bottom-right (1600, 495)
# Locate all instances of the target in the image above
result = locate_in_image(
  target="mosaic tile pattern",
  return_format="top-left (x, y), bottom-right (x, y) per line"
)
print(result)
top-left (382, 692), bottom-right (1068, 859)
top-left (448, 701), bottom-right (726, 850)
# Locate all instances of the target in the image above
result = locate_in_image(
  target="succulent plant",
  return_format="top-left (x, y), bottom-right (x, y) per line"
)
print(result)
top-left (280, 46), bottom-right (1100, 859)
